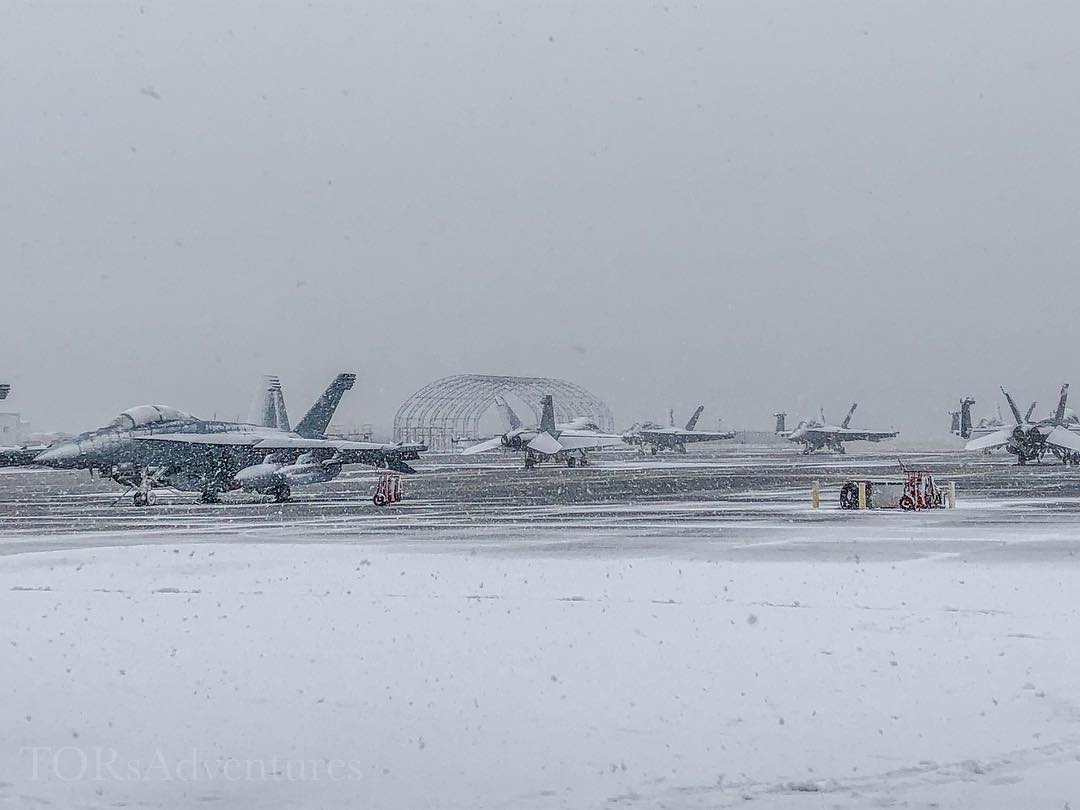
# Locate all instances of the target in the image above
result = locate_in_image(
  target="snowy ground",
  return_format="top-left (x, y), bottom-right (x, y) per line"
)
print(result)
top-left (1, 447), bottom-right (1079, 808)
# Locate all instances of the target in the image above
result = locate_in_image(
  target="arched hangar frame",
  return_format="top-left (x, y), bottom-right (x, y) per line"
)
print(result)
top-left (393, 374), bottom-right (614, 452)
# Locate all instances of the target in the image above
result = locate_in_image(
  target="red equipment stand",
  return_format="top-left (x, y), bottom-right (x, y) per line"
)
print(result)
top-left (373, 473), bottom-right (403, 506)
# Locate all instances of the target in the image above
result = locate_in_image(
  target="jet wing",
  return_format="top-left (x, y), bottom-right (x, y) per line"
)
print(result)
top-left (527, 432), bottom-right (564, 455)
top-left (461, 437), bottom-right (504, 455)
top-left (676, 430), bottom-right (736, 443)
top-left (134, 433), bottom-right (426, 472)
top-left (830, 428), bottom-right (900, 441)
top-left (965, 427), bottom-right (1015, 451)
top-left (133, 432), bottom-right (267, 446)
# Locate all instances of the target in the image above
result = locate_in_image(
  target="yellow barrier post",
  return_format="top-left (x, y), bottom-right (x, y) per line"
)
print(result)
top-left (857, 481), bottom-right (867, 510)
top-left (811, 480), bottom-right (820, 509)
top-left (948, 481), bottom-right (956, 509)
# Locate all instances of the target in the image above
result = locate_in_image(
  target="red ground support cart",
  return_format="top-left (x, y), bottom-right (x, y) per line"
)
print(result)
top-left (837, 462), bottom-right (951, 511)
top-left (373, 473), bottom-right (403, 506)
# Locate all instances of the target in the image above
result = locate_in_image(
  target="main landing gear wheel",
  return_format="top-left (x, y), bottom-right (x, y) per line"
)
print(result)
top-left (272, 484), bottom-right (291, 503)
top-left (198, 491), bottom-right (221, 504)
top-left (373, 492), bottom-right (388, 506)
top-left (839, 482), bottom-right (859, 510)
top-left (133, 492), bottom-right (156, 507)
top-left (899, 494), bottom-right (916, 511)
top-left (566, 457), bottom-right (577, 467)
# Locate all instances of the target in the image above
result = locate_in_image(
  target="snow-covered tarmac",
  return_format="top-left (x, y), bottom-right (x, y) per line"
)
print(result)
top-left (2, 447), bottom-right (1079, 808)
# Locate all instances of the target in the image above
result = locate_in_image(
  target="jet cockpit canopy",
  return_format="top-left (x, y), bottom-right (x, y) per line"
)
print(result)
top-left (109, 405), bottom-right (195, 430)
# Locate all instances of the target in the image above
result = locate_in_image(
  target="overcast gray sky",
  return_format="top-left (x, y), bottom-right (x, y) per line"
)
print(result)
top-left (3, 1), bottom-right (1079, 437)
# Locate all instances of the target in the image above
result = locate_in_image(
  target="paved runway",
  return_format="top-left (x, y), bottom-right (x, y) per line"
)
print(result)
top-left (3, 444), bottom-right (1080, 561)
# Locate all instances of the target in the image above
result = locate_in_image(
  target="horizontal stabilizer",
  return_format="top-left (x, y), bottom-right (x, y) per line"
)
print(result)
top-left (1047, 426), bottom-right (1080, 454)
top-left (462, 436), bottom-right (504, 456)
top-left (527, 432), bottom-right (563, 455)
top-left (965, 427), bottom-right (1014, 452)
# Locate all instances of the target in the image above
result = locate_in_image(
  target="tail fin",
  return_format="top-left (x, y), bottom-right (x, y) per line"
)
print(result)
top-left (950, 409), bottom-right (961, 435)
top-left (539, 395), bottom-right (557, 435)
top-left (270, 379), bottom-right (290, 431)
top-left (960, 397), bottom-right (975, 439)
top-left (1001, 387), bottom-right (1024, 425)
top-left (841, 402), bottom-right (858, 429)
top-left (494, 396), bottom-right (523, 431)
top-left (294, 373), bottom-right (356, 438)
top-left (1055, 383), bottom-right (1070, 423)
top-left (774, 412), bottom-right (787, 434)
top-left (250, 375), bottom-right (278, 428)
top-left (685, 406), bottom-right (704, 432)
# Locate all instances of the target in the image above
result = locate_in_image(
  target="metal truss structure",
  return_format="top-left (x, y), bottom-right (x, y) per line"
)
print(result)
top-left (393, 374), bottom-right (614, 452)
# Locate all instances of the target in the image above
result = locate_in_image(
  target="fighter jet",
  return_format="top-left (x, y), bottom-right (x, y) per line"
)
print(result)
top-left (33, 373), bottom-right (427, 505)
top-left (964, 384), bottom-right (1080, 465)
top-left (622, 406), bottom-right (735, 454)
top-left (775, 403), bottom-right (899, 454)
top-left (461, 394), bottom-right (624, 468)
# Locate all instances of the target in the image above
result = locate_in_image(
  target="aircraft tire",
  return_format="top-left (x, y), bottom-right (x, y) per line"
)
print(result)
top-left (839, 482), bottom-right (859, 510)
top-left (899, 495), bottom-right (916, 511)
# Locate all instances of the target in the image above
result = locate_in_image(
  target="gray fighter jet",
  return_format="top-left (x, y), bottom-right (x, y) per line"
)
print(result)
top-left (33, 373), bottom-right (426, 505)
top-left (622, 407), bottom-right (735, 454)
top-left (965, 384), bottom-right (1080, 464)
top-left (462, 394), bottom-right (624, 468)
top-left (775, 403), bottom-right (899, 454)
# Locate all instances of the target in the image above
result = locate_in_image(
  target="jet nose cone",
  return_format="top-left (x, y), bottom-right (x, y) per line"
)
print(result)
top-left (34, 443), bottom-right (82, 468)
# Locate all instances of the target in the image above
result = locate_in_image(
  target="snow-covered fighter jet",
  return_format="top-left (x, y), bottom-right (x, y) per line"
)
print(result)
top-left (33, 373), bottom-right (427, 504)
top-left (776, 403), bottom-right (899, 454)
top-left (964, 384), bottom-right (1080, 465)
top-left (461, 394), bottom-right (624, 468)
top-left (622, 406), bottom-right (735, 454)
